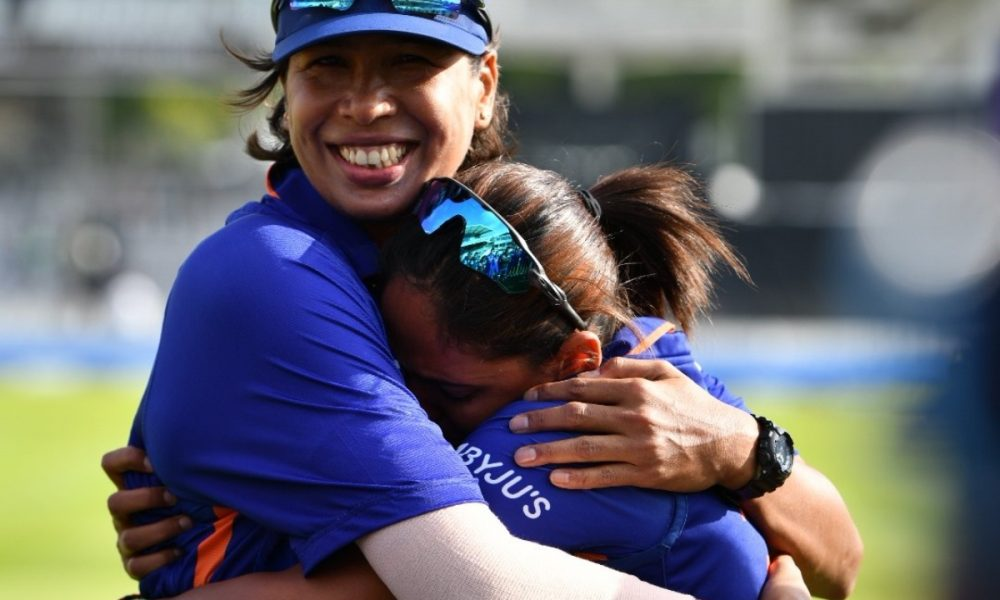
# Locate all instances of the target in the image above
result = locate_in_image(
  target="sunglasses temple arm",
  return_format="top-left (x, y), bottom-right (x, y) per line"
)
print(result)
top-left (537, 278), bottom-right (587, 331)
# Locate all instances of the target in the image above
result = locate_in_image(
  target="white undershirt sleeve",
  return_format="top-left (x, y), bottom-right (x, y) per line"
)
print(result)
top-left (358, 502), bottom-right (696, 600)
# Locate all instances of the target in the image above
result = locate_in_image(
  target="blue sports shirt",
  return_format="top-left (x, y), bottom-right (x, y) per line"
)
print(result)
top-left (460, 318), bottom-right (770, 600)
top-left (126, 166), bottom-right (484, 598)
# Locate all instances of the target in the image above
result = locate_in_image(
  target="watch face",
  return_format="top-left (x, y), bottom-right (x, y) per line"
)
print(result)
top-left (743, 415), bottom-right (796, 498)
top-left (771, 430), bottom-right (794, 472)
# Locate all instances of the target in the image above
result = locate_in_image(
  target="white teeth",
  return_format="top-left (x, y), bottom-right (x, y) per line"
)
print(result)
top-left (339, 144), bottom-right (408, 169)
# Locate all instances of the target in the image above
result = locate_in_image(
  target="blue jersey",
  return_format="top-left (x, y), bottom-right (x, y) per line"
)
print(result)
top-left (126, 166), bottom-right (484, 598)
top-left (459, 318), bottom-right (770, 600)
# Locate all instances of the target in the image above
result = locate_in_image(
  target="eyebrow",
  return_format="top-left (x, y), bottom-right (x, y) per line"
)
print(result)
top-left (401, 366), bottom-right (476, 389)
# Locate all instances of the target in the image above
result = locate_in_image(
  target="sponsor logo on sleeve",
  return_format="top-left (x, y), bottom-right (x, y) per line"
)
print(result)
top-left (456, 443), bottom-right (551, 520)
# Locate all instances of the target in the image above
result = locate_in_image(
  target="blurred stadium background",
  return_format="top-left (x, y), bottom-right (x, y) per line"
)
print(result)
top-left (1, 0), bottom-right (998, 598)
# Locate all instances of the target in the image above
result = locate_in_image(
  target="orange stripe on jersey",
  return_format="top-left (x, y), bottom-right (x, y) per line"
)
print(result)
top-left (627, 321), bottom-right (676, 357)
top-left (193, 507), bottom-right (237, 587)
top-left (264, 163), bottom-right (280, 199)
top-left (574, 550), bottom-right (608, 562)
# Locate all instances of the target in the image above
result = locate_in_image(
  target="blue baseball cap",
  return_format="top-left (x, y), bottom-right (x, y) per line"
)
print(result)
top-left (272, 0), bottom-right (492, 62)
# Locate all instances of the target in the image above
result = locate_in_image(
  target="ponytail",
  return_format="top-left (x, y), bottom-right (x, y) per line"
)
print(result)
top-left (587, 164), bottom-right (750, 333)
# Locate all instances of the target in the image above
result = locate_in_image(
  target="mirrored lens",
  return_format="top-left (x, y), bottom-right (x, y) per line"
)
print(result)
top-left (288, 0), bottom-right (461, 15)
top-left (289, 0), bottom-right (354, 9)
top-left (418, 185), bottom-right (533, 294)
top-left (393, 0), bottom-right (463, 15)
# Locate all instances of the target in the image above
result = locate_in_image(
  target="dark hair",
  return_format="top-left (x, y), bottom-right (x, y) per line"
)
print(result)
top-left (222, 38), bottom-right (515, 170)
top-left (381, 161), bottom-right (750, 364)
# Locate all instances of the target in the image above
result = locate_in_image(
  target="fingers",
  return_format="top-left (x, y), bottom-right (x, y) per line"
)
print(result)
top-left (509, 401), bottom-right (624, 435)
top-left (512, 435), bottom-right (645, 488)
top-left (762, 555), bottom-right (811, 600)
top-left (596, 356), bottom-right (683, 380)
top-left (513, 433), bottom-right (632, 468)
top-left (523, 357), bottom-right (683, 405)
top-left (101, 446), bottom-right (153, 490)
top-left (524, 376), bottom-right (629, 405)
top-left (547, 464), bottom-right (644, 490)
top-left (108, 487), bottom-right (176, 527)
top-left (124, 547), bottom-right (184, 581)
top-left (102, 447), bottom-right (185, 582)
top-left (118, 514), bottom-right (192, 559)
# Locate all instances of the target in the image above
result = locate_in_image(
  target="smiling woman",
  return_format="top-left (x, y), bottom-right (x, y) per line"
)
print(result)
top-left (92, 1), bottom-right (705, 599)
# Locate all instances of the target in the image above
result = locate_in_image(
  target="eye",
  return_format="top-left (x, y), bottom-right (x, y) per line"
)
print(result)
top-left (309, 53), bottom-right (348, 68)
top-left (438, 383), bottom-right (479, 402)
top-left (393, 53), bottom-right (434, 67)
top-left (400, 368), bottom-right (480, 403)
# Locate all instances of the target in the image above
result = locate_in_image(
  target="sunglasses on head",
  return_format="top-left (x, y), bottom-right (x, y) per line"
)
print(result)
top-left (270, 0), bottom-right (491, 35)
top-left (415, 178), bottom-right (587, 331)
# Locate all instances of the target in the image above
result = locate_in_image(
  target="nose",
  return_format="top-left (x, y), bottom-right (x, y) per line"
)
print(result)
top-left (337, 72), bottom-right (395, 125)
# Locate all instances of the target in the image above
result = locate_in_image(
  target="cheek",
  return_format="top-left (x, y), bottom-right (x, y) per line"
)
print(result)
top-left (405, 382), bottom-right (458, 426)
top-left (405, 380), bottom-right (439, 411)
top-left (459, 396), bottom-right (511, 427)
top-left (285, 94), bottom-right (321, 148)
top-left (422, 82), bottom-right (478, 148)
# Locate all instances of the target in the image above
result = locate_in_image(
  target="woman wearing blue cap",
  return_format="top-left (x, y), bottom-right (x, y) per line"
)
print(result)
top-left (103, 1), bottom-right (857, 598)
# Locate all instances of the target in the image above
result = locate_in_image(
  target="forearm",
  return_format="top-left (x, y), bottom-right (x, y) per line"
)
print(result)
top-left (741, 457), bottom-right (863, 599)
top-left (359, 502), bottom-right (694, 600)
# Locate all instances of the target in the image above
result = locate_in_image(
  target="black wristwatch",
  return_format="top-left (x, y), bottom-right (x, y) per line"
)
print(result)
top-left (724, 414), bottom-right (795, 503)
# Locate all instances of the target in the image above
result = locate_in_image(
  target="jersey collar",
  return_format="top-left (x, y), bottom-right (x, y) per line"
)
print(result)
top-left (261, 164), bottom-right (381, 280)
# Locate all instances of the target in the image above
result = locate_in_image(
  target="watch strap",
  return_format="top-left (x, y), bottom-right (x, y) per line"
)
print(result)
top-left (723, 413), bottom-right (795, 503)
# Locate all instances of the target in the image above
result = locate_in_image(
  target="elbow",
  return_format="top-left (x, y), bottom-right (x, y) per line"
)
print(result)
top-left (842, 534), bottom-right (864, 599)
top-left (823, 534), bottom-right (864, 600)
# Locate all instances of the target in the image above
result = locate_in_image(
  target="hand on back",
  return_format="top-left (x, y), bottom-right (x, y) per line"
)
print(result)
top-left (510, 357), bottom-right (758, 492)
top-left (102, 446), bottom-right (187, 579)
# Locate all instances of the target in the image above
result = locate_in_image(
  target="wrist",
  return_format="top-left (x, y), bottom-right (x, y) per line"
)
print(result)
top-left (719, 410), bottom-right (760, 490)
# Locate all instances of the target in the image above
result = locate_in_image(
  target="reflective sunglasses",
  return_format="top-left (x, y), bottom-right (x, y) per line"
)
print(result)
top-left (270, 0), bottom-right (491, 34)
top-left (415, 178), bottom-right (587, 331)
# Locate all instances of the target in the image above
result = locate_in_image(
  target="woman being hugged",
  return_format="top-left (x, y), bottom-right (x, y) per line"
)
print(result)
top-left (378, 160), bottom-right (767, 600)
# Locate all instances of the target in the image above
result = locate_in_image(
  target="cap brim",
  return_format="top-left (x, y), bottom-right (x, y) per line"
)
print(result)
top-left (272, 12), bottom-right (487, 62)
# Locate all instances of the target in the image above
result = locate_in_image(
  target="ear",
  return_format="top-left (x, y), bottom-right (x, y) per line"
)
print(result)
top-left (474, 50), bottom-right (499, 130)
top-left (551, 330), bottom-right (603, 380)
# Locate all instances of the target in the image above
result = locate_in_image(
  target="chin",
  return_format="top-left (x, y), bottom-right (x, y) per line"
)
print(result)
top-left (335, 196), bottom-right (416, 222)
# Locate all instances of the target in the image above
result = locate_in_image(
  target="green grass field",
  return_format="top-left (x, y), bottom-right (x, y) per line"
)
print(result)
top-left (0, 376), bottom-right (142, 598)
top-left (0, 377), bottom-right (953, 599)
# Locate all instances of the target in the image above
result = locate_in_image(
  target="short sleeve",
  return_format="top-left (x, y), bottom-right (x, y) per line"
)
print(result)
top-left (135, 214), bottom-right (483, 573)
top-left (459, 401), bottom-right (676, 558)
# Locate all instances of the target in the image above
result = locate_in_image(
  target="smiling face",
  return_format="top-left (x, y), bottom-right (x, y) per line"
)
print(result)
top-left (283, 34), bottom-right (498, 221)
top-left (380, 275), bottom-right (560, 444)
